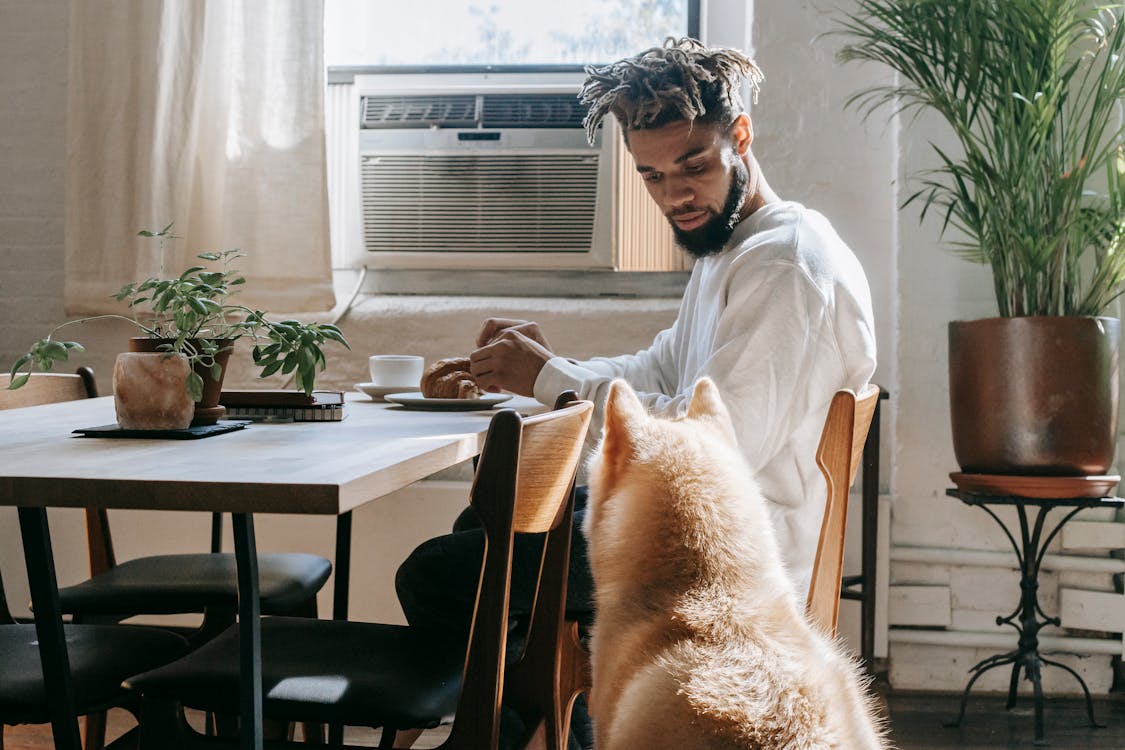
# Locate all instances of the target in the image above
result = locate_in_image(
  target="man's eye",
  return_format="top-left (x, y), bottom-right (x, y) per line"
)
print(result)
top-left (684, 162), bottom-right (706, 174)
top-left (643, 172), bottom-right (662, 183)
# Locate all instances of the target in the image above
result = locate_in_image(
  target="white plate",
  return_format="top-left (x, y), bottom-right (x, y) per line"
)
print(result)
top-left (384, 391), bottom-right (513, 411)
top-left (354, 382), bottom-right (412, 401)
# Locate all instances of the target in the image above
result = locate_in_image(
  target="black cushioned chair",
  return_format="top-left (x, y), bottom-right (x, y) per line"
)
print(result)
top-left (125, 393), bottom-right (593, 750)
top-left (0, 564), bottom-right (190, 749)
top-left (0, 368), bottom-right (333, 748)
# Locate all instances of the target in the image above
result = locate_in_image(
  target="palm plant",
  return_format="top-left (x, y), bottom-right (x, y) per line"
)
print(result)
top-left (837, 0), bottom-right (1125, 317)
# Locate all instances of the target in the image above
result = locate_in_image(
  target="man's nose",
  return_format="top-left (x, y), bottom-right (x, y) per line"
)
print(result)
top-left (664, 177), bottom-right (694, 209)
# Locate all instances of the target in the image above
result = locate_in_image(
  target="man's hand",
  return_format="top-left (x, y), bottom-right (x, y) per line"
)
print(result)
top-left (475, 318), bottom-right (552, 350)
top-left (470, 327), bottom-right (555, 397)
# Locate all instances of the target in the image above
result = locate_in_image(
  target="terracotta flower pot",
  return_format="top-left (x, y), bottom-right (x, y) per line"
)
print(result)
top-left (128, 337), bottom-right (234, 426)
top-left (112, 352), bottom-right (194, 430)
top-left (948, 316), bottom-right (1120, 475)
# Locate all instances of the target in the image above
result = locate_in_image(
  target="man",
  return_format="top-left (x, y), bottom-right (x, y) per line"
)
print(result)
top-left (396, 37), bottom-right (876, 748)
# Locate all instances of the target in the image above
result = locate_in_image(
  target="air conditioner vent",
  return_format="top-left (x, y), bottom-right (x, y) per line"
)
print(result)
top-left (362, 153), bottom-right (598, 252)
top-left (481, 94), bottom-right (587, 129)
top-left (361, 95), bottom-right (478, 129)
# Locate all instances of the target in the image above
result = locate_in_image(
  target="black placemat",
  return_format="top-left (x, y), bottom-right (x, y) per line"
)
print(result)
top-left (72, 420), bottom-right (252, 440)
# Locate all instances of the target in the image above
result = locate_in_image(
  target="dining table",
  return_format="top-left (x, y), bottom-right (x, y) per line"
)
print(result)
top-left (0, 390), bottom-right (541, 750)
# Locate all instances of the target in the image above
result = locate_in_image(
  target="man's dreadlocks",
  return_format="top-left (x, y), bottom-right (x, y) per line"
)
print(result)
top-left (579, 37), bottom-right (763, 145)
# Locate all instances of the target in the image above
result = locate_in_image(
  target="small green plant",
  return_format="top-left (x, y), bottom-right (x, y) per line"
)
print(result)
top-left (836, 0), bottom-right (1125, 317)
top-left (8, 223), bottom-right (349, 399)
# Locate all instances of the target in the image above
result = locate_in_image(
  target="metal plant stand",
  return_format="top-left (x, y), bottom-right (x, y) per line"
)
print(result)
top-left (945, 487), bottom-right (1124, 745)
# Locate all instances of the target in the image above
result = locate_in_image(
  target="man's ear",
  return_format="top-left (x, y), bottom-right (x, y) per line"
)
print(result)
top-left (601, 379), bottom-right (644, 465)
top-left (731, 113), bottom-right (753, 157)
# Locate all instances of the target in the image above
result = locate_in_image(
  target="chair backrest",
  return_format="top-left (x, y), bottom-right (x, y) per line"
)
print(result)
top-left (0, 368), bottom-right (98, 407)
top-left (0, 567), bottom-right (13, 625)
top-left (804, 384), bottom-right (881, 636)
top-left (442, 393), bottom-right (592, 750)
top-left (0, 368), bottom-right (119, 577)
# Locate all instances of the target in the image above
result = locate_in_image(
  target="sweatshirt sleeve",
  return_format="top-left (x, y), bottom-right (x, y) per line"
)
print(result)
top-left (534, 256), bottom-right (850, 471)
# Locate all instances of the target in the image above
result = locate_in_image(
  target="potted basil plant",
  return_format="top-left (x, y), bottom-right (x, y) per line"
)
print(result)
top-left (7, 224), bottom-right (349, 430)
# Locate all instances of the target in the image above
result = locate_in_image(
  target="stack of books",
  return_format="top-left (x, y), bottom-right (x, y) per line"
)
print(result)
top-left (218, 390), bottom-right (345, 422)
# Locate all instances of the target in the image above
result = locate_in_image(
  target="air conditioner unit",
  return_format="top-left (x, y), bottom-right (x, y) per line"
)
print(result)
top-left (351, 71), bottom-right (608, 271)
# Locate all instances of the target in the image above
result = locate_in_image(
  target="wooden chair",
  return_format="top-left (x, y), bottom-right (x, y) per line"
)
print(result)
top-left (804, 384), bottom-right (881, 636)
top-left (0, 368), bottom-right (333, 748)
top-left (0, 530), bottom-right (191, 750)
top-left (123, 394), bottom-right (593, 749)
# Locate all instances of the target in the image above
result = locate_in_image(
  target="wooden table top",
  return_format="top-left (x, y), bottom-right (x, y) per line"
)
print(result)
top-left (0, 393), bottom-right (541, 515)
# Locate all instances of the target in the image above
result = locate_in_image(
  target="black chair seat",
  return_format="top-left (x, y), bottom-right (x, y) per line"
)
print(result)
top-left (124, 616), bottom-right (466, 728)
top-left (56, 553), bottom-right (331, 616)
top-left (0, 623), bottom-right (189, 725)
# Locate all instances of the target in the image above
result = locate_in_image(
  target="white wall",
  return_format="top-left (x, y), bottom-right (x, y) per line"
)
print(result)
top-left (2, 0), bottom-right (1118, 693)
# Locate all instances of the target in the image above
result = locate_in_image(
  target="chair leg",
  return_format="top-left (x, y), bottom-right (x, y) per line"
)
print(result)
top-left (290, 595), bottom-right (326, 745)
top-left (138, 696), bottom-right (192, 750)
top-left (391, 727), bottom-right (423, 748)
top-left (84, 710), bottom-right (108, 750)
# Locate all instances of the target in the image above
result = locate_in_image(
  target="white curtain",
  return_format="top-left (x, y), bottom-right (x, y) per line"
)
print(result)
top-left (65, 0), bottom-right (334, 315)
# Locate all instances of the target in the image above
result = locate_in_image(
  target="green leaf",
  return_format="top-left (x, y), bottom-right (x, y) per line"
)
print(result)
top-left (43, 341), bottom-right (69, 361)
top-left (260, 360), bottom-right (283, 378)
top-left (8, 373), bottom-right (30, 389)
top-left (8, 354), bottom-right (31, 381)
top-left (187, 371), bottom-right (204, 402)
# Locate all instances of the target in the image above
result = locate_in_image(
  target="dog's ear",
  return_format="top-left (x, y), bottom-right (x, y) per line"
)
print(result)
top-left (687, 377), bottom-right (726, 420)
top-left (687, 378), bottom-right (738, 442)
top-left (602, 379), bottom-right (644, 464)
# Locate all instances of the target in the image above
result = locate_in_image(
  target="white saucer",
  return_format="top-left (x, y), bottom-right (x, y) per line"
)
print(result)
top-left (355, 382), bottom-right (412, 401)
top-left (384, 392), bottom-right (512, 411)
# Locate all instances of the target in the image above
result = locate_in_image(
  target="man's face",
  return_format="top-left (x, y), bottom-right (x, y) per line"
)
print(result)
top-left (627, 118), bottom-right (752, 258)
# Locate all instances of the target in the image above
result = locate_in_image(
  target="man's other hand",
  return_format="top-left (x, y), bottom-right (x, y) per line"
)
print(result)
top-left (470, 328), bottom-right (554, 397)
top-left (475, 318), bottom-right (552, 350)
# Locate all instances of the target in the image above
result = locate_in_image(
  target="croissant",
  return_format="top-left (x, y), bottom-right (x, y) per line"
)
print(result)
top-left (421, 357), bottom-right (485, 399)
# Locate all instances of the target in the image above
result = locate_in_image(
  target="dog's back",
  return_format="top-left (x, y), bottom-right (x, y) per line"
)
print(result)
top-left (584, 378), bottom-right (887, 749)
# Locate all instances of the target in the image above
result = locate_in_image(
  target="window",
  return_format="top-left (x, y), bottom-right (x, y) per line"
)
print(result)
top-left (325, 0), bottom-right (699, 68)
top-left (324, 0), bottom-right (705, 290)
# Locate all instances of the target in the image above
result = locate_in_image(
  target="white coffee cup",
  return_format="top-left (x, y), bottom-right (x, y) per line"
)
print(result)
top-left (368, 354), bottom-right (425, 389)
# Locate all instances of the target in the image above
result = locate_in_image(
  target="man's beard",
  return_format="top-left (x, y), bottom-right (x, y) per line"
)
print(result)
top-left (668, 161), bottom-right (751, 259)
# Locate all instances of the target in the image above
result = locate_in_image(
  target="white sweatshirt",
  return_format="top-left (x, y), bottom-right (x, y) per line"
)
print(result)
top-left (533, 201), bottom-right (877, 595)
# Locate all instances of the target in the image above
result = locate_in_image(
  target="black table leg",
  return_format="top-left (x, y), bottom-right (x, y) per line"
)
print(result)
top-left (947, 500), bottom-right (1103, 745)
top-left (18, 506), bottom-right (81, 750)
top-left (333, 511), bottom-right (353, 621)
top-left (232, 513), bottom-right (263, 750)
top-left (328, 511), bottom-right (354, 749)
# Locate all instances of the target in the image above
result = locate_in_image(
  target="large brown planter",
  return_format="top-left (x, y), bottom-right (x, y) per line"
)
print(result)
top-left (128, 337), bottom-right (234, 426)
top-left (949, 316), bottom-right (1120, 475)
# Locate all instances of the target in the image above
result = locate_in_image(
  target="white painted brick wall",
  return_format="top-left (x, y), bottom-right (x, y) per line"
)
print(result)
top-left (890, 643), bottom-right (1113, 695)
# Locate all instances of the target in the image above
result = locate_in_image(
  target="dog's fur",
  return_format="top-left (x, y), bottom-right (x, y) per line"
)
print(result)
top-left (583, 378), bottom-right (888, 750)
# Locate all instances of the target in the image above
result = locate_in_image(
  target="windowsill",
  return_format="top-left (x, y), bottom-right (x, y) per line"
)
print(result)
top-left (335, 267), bottom-right (690, 298)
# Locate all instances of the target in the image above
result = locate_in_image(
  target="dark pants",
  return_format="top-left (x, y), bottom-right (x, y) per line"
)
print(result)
top-left (395, 486), bottom-right (594, 749)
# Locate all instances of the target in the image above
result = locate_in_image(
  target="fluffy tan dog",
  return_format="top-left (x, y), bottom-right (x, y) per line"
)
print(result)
top-left (583, 378), bottom-right (888, 750)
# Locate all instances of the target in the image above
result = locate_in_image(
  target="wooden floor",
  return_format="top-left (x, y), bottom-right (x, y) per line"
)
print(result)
top-left (6, 691), bottom-right (1125, 748)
